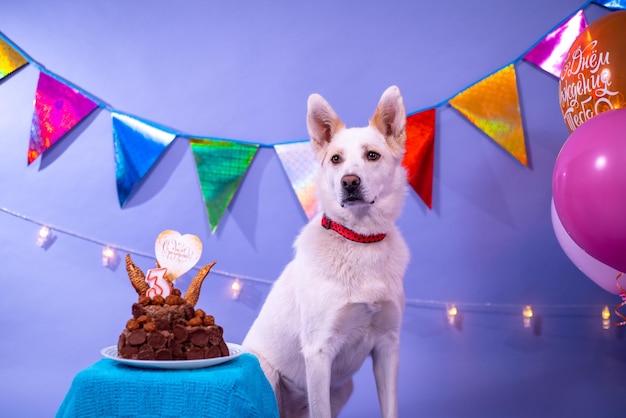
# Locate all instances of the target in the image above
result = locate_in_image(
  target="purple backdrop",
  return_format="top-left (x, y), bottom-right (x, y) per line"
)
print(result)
top-left (0, 1), bottom-right (623, 417)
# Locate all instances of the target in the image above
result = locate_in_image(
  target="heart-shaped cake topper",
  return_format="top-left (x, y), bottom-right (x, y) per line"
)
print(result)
top-left (155, 230), bottom-right (203, 281)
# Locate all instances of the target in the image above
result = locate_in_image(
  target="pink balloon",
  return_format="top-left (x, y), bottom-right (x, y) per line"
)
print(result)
top-left (553, 108), bottom-right (626, 273)
top-left (551, 200), bottom-right (622, 295)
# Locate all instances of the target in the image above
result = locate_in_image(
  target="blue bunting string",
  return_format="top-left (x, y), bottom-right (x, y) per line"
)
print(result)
top-left (0, 0), bottom-right (606, 143)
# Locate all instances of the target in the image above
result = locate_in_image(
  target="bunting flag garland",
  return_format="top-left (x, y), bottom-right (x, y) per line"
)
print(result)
top-left (1, 2), bottom-right (622, 226)
top-left (403, 109), bottom-right (436, 209)
top-left (274, 141), bottom-right (319, 219)
top-left (524, 10), bottom-right (587, 78)
top-left (449, 64), bottom-right (527, 166)
top-left (28, 72), bottom-right (99, 164)
top-left (190, 138), bottom-right (258, 233)
top-left (111, 113), bottom-right (177, 207)
top-left (0, 36), bottom-right (27, 80)
top-left (593, 0), bottom-right (626, 9)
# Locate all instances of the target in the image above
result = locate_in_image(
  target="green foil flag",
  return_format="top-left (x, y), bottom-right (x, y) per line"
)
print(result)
top-left (190, 138), bottom-right (258, 233)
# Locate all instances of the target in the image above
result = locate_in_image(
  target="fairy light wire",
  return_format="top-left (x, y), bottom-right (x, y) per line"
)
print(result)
top-left (2, 206), bottom-right (614, 312)
top-left (2, 206), bottom-right (273, 284)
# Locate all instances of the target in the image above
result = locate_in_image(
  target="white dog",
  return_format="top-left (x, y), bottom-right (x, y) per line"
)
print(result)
top-left (243, 86), bottom-right (409, 418)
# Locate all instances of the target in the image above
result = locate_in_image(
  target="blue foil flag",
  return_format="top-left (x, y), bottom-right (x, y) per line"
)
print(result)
top-left (112, 113), bottom-right (176, 207)
top-left (592, 0), bottom-right (626, 9)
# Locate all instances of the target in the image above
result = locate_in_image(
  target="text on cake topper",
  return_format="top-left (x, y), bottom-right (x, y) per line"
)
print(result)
top-left (155, 230), bottom-right (203, 281)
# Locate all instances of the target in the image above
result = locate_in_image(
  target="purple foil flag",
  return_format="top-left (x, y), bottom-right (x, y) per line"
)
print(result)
top-left (28, 72), bottom-right (98, 164)
top-left (524, 10), bottom-right (587, 78)
top-left (275, 141), bottom-right (319, 219)
top-left (112, 112), bottom-right (177, 207)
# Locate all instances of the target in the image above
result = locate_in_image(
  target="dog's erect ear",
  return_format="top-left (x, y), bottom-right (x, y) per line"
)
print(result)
top-left (307, 93), bottom-right (344, 156)
top-left (370, 85), bottom-right (407, 154)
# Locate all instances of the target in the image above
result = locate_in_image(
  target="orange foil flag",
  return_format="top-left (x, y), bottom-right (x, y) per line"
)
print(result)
top-left (449, 64), bottom-right (527, 166)
top-left (402, 108), bottom-right (436, 209)
top-left (0, 36), bottom-right (28, 80)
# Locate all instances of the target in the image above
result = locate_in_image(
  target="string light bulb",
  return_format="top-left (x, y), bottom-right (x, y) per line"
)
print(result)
top-left (102, 246), bottom-right (118, 268)
top-left (446, 303), bottom-right (458, 325)
top-left (231, 278), bottom-right (242, 300)
top-left (36, 225), bottom-right (55, 249)
top-left (522, 305), bottom-right (533, 328)
top-left (602, 305), bottom-right (611, 330)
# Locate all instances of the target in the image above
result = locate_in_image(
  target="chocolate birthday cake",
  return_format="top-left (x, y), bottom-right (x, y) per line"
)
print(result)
top-left (117, 254), bottom-right (229, 361)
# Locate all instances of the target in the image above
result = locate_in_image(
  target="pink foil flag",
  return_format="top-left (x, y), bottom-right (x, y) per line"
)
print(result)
top-left (402, 109), bottom-right (436, 209)
top-left (190, 138), bottom-right (258, 233)
top-left (524, 10), bottom-right (587, 78)
top-left (274, 141), bottom-right (319, 219)
top-left (0, 36), bottom-right (28, 80)
top-left (449, 64), bottom-right (528, 166)
top-left (111, 113), bottom-right (177, 207)
top-left (28, 72), bottom-right (98, 164)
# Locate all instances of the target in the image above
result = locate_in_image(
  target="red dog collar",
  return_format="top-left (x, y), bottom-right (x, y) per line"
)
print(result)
top-left (321, 214), bottom-right (386, 243)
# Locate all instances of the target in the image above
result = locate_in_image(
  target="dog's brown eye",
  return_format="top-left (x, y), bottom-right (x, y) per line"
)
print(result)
top-left (367, 151), bottom-right (380, 161)
top-left (330, 154), bottom-right (342, 164)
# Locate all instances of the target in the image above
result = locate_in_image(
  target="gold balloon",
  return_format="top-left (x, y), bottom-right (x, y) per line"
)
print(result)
top-left (559, 11), bottom-right (626, 132)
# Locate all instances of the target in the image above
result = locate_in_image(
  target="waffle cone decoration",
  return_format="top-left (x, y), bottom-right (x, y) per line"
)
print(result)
top-left (184, 261), bottom-right (216, 307)
top-left (125, 254), bottom-right (150, 296)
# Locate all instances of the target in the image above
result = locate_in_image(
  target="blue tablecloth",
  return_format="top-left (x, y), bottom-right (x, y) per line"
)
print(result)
top-left (56, 353), bottom-right (278, 418)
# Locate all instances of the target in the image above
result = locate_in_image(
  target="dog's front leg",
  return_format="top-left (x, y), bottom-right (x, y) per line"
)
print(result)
top-left (302, 345), bottom-right (333, 418)
top-left (372, 336), bottom-right (400, 418)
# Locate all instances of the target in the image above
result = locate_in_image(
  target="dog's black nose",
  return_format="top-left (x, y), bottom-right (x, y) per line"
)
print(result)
top-left (341, 175), bottom-right (361, 193)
